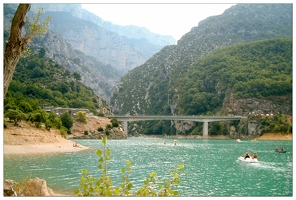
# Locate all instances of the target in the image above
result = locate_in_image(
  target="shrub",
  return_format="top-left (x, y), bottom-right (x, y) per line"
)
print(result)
top-left (97, 112), bottom-right (105, 117)
top-left (106, 124), bottom-right (112, 129)
top-left (76, 111), bottom-right (87, 123)
top-left (60, 112), bottom-right (73, 130)
top-left (60, 126), bottom-right (67, 138)
top-left (105, 129), bottom-right (110, 136)
top-left (98, 127), bottom-right (104, 132)
top-left (74, 137), bottom-right (184, 196)
top-left (84, 130), bottom-right (88, 135)
top-left (111, 118), bottom-right (119, 127)
top-left (5, 109), bottom-right (27, 126)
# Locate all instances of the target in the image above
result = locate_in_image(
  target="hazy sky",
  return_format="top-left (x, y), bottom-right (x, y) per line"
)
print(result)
top-left (81, 3), bottom-right (235, 41)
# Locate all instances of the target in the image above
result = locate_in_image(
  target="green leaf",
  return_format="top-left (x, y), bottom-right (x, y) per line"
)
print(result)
top-left (102, 137), bottom-right (107, 144)
top-left (174, 191), bottom-right (179, 196)
top-left (107, 149), bottom-right (111, 156)
top-left (80, 169), bottom-right (88, 175)
top-left (121, 168), bottom-right (126, 173)
top-left (149, 172), bottom-right (156, 178)
top-left (168, 189), bottom-right (174, 194)
top-left (98, 164), bottom-right (103, 169)
top-left (144, 179), bottom-right (149, 185)
top-left (127, 183), bottom-right (133, 190)
top-left (126, 160), bottom-right (131, 165)
top-left (178, 164), bottom-right (184, 169)
top-left (99, 157), bottom-right (104, 163)
top-left (73, 188), bottom-right (79, 194)
top-left (114, 187), bottom-right (120, 195)
top-left (96, 149), bottom-right (102, 156)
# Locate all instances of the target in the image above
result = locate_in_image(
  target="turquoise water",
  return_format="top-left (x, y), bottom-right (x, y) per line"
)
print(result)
top-left (3, 138), bottom-right (293, 196)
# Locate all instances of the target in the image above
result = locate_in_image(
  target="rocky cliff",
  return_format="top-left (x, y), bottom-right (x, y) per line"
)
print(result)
top-left (30, 3), bottom-right (175, 74)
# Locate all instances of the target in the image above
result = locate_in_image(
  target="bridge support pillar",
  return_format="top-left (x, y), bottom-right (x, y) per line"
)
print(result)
top-left (203, 121), bottom-right (209, 138)
top-left (121, 121), bottom-right (128, 136)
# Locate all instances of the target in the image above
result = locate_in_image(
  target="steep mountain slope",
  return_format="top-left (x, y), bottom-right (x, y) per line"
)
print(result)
top-left (178, 38), bottom-right (292, 116)
top-left (29, 3), bottom-right (175, 74)
top-left (4, 4), bottom-right (120, 102)
top-left (110, 4), bottom-right (292, 135)
top-left (6, 55), bottom-right (110, 115)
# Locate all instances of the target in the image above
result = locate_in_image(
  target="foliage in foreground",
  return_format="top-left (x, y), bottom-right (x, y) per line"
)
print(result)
top-left (74, 137), bottom-right (184, 196)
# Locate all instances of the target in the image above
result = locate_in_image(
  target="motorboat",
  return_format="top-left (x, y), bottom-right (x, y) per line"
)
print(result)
top-left (238, 156), bottom-right (258, 163)
top-left (275, 150), bottom-right (287, 153)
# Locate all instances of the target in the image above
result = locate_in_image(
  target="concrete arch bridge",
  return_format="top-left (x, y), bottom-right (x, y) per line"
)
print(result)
top-left (108, 115), bottom-right (244, 138)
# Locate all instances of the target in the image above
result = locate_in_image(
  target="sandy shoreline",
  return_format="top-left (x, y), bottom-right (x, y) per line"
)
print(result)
top-left (4, 142), bottom-right (89, 156)
top-left (3, 121), bottom-right (89, 156)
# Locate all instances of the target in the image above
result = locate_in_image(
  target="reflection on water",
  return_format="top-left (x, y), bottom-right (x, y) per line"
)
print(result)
top-left (4, 138), bottom-right (292, 196)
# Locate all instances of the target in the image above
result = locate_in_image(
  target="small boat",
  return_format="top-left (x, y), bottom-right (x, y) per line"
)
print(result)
top-left (275, 150), bottom-right (287, 153)
top-left (238, 156), bottom-right (258, 163)
top-left (235, 139), bottom-right (241, 142)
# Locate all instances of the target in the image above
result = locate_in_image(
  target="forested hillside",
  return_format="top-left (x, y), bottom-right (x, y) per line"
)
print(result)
top-left (178, 38), bottom-right (292, 115)
top-left (5, 54), bottom-right (109, 116)
top-left (110, 4), bottom-right (292, 136)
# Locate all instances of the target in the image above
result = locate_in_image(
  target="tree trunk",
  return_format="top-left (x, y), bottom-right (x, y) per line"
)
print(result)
top-left (4, 4), bottom-right (31, 98)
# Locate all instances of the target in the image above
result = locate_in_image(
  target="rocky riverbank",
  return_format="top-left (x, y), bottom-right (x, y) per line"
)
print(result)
top-left (4, 178), bottom-right (62, 196)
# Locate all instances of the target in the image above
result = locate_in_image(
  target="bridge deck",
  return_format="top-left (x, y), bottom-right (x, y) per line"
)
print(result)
top-left (109, 115), bottom-right (243, 122)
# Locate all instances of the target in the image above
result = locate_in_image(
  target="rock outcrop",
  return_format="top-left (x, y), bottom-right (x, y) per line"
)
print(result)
top-left (4, 178), bottom-right (57, 196)
top-left (69, 116), bottom-right (127, 140)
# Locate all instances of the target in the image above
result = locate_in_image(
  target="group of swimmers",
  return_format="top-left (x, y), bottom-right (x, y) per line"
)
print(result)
top-left (163, 140), bottom-right (177, 146)
top-left (244, 152), bottom-right (258, 160)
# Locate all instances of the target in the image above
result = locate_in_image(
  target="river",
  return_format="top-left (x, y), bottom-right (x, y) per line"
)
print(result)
top-left (3, 138), bottom-right (293, 196)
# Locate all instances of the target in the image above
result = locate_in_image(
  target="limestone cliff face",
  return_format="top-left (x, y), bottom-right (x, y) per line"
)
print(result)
top-left (30, 4), bottom-right (175, 74)
top-left (222, 89), bottom-right (292, 116)
top-left (28, 30), bottom-right (119, 102)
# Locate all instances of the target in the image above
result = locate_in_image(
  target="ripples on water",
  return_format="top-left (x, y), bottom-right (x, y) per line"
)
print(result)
top-left (4, 138), bottom-right (292, 196)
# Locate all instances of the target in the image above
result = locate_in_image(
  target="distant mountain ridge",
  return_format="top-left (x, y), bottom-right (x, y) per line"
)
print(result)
top-left (30, 3), bottom-right (176, 73)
